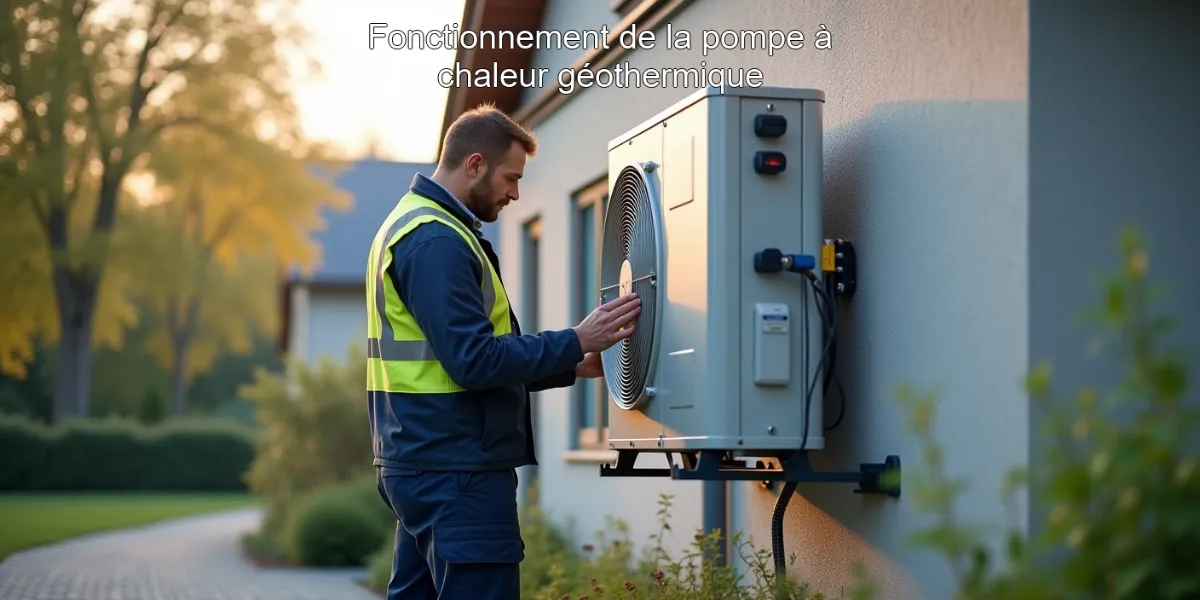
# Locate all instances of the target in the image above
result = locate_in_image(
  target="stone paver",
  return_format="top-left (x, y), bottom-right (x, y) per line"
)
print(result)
top-left (0, 507), bottom-right (381, 600)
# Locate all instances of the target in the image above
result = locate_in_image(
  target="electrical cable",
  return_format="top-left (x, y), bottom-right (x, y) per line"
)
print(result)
top-left (816, 273), bottom-right (835, 392)
top-left (771, 264), bottom-right (839, 594)
top-left (813, 271), bottom-right (845, 432)
top-left (770, 479), bottom-right (799, 595)
top-left (799, 270), bottom-right (836, 453)
top-left (825, 373), bottom-right (846, 431)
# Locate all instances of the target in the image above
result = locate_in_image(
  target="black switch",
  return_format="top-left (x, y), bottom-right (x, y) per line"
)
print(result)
top-left (754, 114), bottom-right (787, 138)
top-left (754, 151), bottom-right (787, 174)
top-left (754, 248), bottom-right (784, 273)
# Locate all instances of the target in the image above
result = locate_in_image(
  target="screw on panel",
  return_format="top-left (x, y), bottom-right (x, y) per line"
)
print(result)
top-left (646, 387), bottom-right (657, 397)
top-left (767, 426), bottom-right (776, 435)
top-left (643, 162), bottom-right (657, 173)
top-left (766, 103), bottom-right (775, 111)
top-left (837, 283), bottom-right (846, 293)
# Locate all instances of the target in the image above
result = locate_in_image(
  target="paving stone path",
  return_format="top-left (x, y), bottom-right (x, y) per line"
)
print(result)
top-left (0, 507), bottom-right (382, 600)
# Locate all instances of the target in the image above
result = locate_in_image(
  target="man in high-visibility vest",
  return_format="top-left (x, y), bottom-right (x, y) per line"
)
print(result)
top-left (368, 104), bottom-right (641, 600)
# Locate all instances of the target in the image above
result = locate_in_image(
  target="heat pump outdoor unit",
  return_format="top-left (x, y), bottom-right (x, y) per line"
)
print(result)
top-left (600, 85), bottom-right (825, 452)
top-left (597, 86), bottom-right (898, 495)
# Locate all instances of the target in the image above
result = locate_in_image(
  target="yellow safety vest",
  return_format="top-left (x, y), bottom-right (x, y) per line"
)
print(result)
top-left (366, 192), bottom-right (513, 393)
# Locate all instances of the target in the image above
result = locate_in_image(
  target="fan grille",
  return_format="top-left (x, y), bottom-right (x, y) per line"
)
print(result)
top-left (600, 163), bottom-right (663, 410)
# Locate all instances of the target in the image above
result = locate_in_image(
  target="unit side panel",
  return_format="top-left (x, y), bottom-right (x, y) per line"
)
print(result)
top-left (736, 97), bottom-right (825, 451)
top-left (656, 99), bottom-right (711, 445)
top-left (683, 94), bottom-right (744, 450)
top-left (606, 125), bottom-right (665, 446)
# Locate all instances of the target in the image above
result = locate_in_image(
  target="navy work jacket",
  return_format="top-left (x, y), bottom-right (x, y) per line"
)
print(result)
top-left (368, 173), bottom-right (584, 472)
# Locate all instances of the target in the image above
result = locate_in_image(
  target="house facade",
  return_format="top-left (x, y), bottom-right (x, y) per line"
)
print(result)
top-left (281, 158), bottom-right (500, 367)
top-left (440, 1), bottom-right (1199, 598)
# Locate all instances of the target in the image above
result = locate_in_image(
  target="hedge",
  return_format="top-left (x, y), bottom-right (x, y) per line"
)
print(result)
top-left (0, 413), bottom-right (258, 491)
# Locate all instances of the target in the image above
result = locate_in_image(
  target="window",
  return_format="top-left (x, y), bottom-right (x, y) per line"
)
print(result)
top-left (521, 217), bottom-right (542, 329)
top-left (521, 216), bottom-right (543, 440)
top-left (572, 177), bottom-right (609, 449)
top-left (520, 216), bottom-right (542, 503)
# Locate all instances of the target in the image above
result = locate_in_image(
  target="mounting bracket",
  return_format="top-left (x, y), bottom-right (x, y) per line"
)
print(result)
top-left (599, 449), bottom-right (901, 498)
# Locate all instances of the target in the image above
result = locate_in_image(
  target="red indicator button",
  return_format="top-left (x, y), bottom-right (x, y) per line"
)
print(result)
top-left (754, 151), bottom-right (787, 174)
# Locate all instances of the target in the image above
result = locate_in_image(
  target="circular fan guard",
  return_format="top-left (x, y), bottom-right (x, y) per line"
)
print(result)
top-left (600, 163), bottom-right (664, 410)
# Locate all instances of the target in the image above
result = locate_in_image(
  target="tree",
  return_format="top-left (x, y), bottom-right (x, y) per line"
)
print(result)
top-left (133, 130), bottom-right (350, 416)
top-left (0, 0), bottom-right (314, 421)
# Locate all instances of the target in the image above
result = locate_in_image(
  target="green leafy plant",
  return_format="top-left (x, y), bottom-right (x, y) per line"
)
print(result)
top-left (239, 344), bottom-right (371, 538)
top-left (514, 493), bottom-right (833, 600)
top-left (890, 227), bottom-right (1198, 599)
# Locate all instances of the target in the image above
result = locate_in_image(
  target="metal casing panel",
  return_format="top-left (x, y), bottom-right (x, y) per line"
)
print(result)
top-left (734, 93), bottom-right (825, 451)
top-left (605, 86), bottom-right (825, 453)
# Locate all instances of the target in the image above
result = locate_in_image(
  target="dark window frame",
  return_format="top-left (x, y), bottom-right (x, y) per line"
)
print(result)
top-left (571, 176), bottom-right (609, 450)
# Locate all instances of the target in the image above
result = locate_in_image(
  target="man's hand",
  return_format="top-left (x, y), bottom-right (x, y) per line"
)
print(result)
top-left (575, 352), bottom-right (603, 378)
top-left (573, 293), bottom-right (641, 354)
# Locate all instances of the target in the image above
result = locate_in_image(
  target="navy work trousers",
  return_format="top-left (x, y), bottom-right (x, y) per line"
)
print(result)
top-left (375, 467), bottom-right (524, 600)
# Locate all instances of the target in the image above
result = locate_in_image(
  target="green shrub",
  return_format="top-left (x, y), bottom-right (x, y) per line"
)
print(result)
top-left (0, 414), bottom-right (53, 489)
top-left (284, 485), bottom-right (387, 567)
top-left (883, 227), bottom-right (1199, 600)
top-left (0, 414), bottom-right (256, 491)
top-left (267, 472), bottom-right (395, 569)
top-left (367, 543), bottom-right (394, 590)
top-left (338, 470), bottom-right (396, 531)
top-left (240, 346), bottom-right (372, 537)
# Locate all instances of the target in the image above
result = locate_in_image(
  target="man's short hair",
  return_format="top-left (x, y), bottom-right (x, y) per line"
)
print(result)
top-left (440, 104), bottom-right (538, 171)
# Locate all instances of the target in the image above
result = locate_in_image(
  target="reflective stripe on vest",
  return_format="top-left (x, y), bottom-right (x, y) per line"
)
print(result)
top-left (365, 193), bottom-right (512, 393)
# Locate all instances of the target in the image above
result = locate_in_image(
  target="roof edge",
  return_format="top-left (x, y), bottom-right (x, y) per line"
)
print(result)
top-left (438, 0), bottom-right (548, 157)
top-left (513, 0), bottom-right (695, 128)
top-left (439, 0), bottom-right (484, 158)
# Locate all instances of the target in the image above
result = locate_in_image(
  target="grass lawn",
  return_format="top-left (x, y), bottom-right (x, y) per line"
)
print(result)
top-left (0, 492), bottom-right (259, 561)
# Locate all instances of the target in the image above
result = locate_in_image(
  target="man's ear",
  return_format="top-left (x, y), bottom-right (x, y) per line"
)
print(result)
top-left (465, 153), bottom-right (486, 179)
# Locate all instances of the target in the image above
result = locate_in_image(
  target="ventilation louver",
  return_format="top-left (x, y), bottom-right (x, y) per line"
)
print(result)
top-left (599, 163), bottom-right (665, 410)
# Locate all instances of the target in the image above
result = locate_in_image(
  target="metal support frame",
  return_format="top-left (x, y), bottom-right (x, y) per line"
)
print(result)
top-left (599, 449), bottom-right (901, 497)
